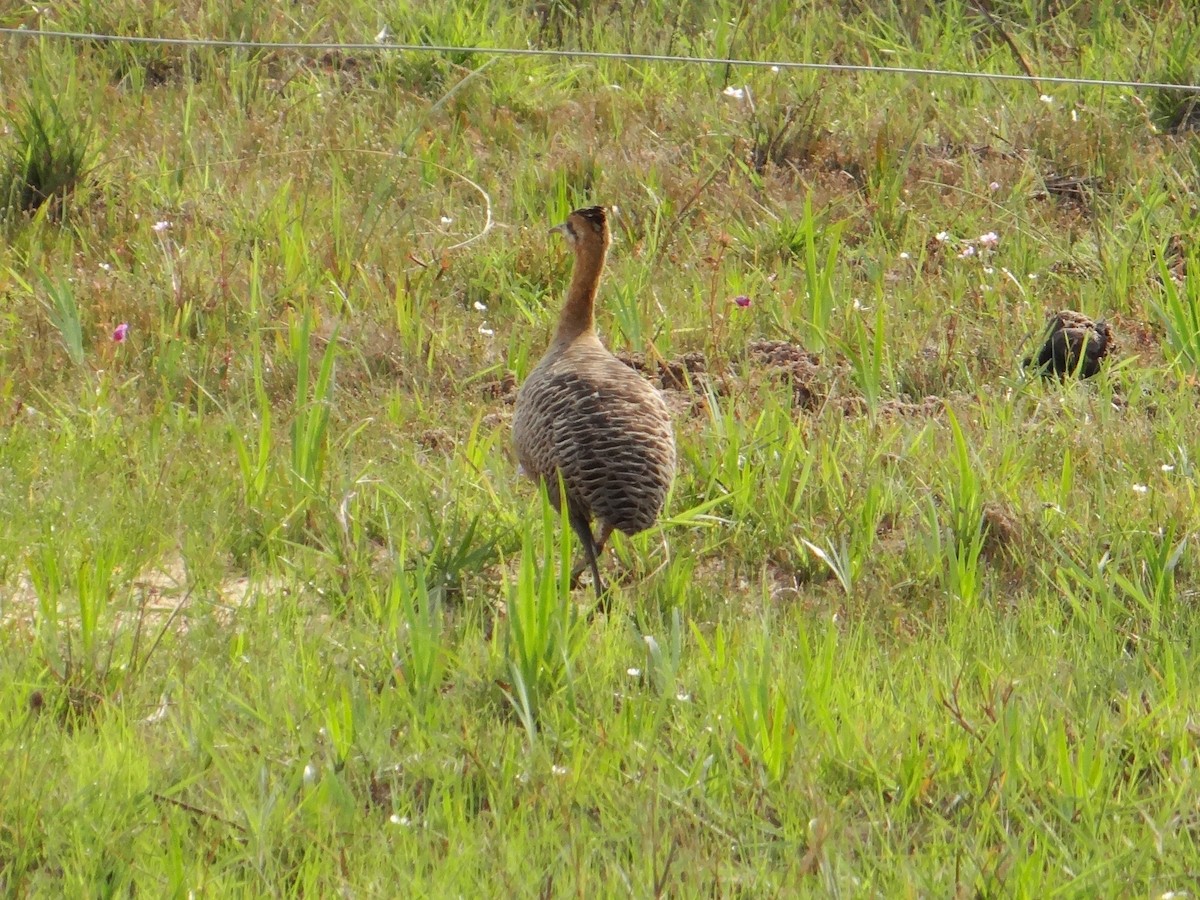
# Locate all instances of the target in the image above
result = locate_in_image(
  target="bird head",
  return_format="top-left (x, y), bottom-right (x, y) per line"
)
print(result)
top-left (549, 205), bottom-right (610, 251)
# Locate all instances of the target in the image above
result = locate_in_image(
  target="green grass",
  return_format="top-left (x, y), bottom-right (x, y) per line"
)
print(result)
top-left (3, 0), bottom-right (1200, 894)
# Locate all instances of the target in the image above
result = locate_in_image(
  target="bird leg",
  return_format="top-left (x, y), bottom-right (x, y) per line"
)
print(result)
top-left (568, 522), bottom-right (615, 588)
top-left (593, 521), bottom-right (614, 559)
top-left (567, 509), bottom-right (605, 602)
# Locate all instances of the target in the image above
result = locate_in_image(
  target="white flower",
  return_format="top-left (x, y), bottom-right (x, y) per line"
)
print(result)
top-left (989, 181), bottom-right (1001, 191)
top-left (389, 814), bottom-right (411, 826)
top-left (473, 301), bottom-right (487, 312)
top-left (626, 667), bottom-right (642, 678)
top-left (899, 251), bottom-right (910, 260)
top-left (303, 763), bottom-right (317, 786)
top-left (440, 215), bottom-right (452, 225)
top-left (770, 65), bottom-right (780, 73)
top-left (1132, 484), bottom-right (1149, 495)
top-left (375, 26), bottom-right (392, 43)
top-left (99, 262), bottom-right (112, 272)
top-left (675, 691), bottom-right (692, 702)
top-left (1162, 464), bottom-right (1176, 473)
top-left (152, 220), bottom-right (171, 233)
top-left (1040, 94), bottom-right (1053, 104)
top-left (478, 324), bottom-right (494, 337)
top-left (935, 231), bottom-right (950, 243)
top-left (722, 86), bottom-right (745, 100)
top-left (983, 266), bottom-right (994, 275)
top-left (551, 765), bottom-right (568, 776)
top-left (978, 231), bottom-right (999, 248)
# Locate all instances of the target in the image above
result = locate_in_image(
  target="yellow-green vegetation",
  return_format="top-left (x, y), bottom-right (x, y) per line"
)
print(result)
top-left (4, 0), bottom-right (1200, 894)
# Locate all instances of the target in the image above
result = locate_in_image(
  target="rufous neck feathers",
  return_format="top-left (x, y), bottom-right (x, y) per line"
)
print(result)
top-left (551, 240), bottom-right (607, 348)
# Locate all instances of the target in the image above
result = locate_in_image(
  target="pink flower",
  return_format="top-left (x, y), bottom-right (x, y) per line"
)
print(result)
top-left (978, 231), bottom-right (999, 248)
top-left (732, 295), bottom-right (751, 308)
top-left (112, 323), bottom-right (129, 343)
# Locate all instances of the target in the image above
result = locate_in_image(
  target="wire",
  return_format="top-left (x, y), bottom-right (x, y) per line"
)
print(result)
top-left (2, 25), bottom-right (1199, 94)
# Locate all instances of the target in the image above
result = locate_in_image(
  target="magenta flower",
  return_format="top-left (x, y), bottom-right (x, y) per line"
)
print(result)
top-left (732, 295), bottom-right (751, 308)
top-left (112, 323), bottom-right (129, 343)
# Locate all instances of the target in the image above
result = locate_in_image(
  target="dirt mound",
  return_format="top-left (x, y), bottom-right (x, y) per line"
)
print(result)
top-left (877, 395), bottom-right (946, 418)
top-left (481, 371), bottom-right (517, 403)
top-left (417, 428), bottom-right (455, 453)
top-left (614, 350), bottom-right (721, 395)
top-left (1024, 311), bottom-right (1116, 380)
top-left (744, 339), bottom-right (949, 418)
top-left (746, 339), bottom-right (834, 412)
top-left (832, 394), bottom-right (946, 419)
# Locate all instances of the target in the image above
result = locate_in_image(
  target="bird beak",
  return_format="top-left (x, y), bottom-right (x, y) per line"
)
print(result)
top-left (548, 222), bottom-right (568, 236)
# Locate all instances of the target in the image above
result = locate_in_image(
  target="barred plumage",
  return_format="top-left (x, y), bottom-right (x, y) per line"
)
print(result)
top-left (512, 206), bottom-right (676, 604)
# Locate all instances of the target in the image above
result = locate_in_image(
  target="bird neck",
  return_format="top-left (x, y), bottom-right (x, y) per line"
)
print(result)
top-left (551, 242), bottom-right (607, 348)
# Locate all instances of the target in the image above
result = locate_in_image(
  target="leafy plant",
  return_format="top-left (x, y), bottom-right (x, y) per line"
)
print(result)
top-left (503, 491), bottom-right (584, 740)
top-left (418, 498), bottom-right (499, 599)
top-left (1151, 249), bottom-right (1200, 375)
top-left (1111, 525), bottom-right (1188, 633)
top-left (1148, 20), bottom-right (1200, 134)
top-left (841, 299), bottom-right (888, 411)
top-left (748, 96), bottom-right (826, 175)
top-left (763, 196), bottom-right (843, 351)
top-left (388, 563), bottom-right (447, 717)
top-left (1, 77), bottom-right (94, 221)
top-left (25, 535), bottom-right (178, 723)
top-left (923, 411), bottom-right (988, 604)
top-left (288, 309), bottom-right (339, 508)
top-left (946, 410), bottom-right (985, 554)
top-left (41, 275), bottom-right (86, 367)
top-left (731, 638), bottom-right (797, 784)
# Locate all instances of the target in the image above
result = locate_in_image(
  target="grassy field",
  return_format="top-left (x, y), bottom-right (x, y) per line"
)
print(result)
top-left (3, 0), bottom-right (1200, 894)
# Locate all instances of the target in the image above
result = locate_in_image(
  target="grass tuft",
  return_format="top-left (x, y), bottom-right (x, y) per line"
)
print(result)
top-left (1, 74), bottom-right (94, 222)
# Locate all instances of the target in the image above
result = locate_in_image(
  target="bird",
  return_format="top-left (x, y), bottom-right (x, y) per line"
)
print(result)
top-left (1023, 310), bottom-right (1115, 380)
top-left (512, 205), bottom-right (676, 609)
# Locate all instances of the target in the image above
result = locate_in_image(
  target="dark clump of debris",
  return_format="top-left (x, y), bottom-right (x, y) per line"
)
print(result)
top-left (981, 501), bottom-right (1022, 563)
top-left (1024, 311), bottom-right (1116, 380)
top-left (1035, 172), bottom-right (1100, 211)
